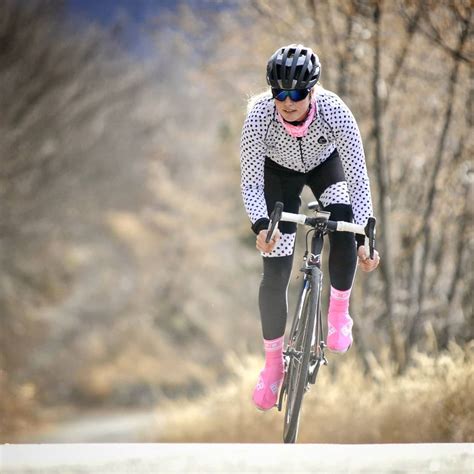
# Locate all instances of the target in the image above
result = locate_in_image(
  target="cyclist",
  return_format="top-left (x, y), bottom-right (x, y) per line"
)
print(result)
top-left (240, 44), bottom-right (380, 411)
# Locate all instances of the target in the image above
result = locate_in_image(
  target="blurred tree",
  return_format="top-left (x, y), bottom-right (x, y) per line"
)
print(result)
top-left (400, 0), bottom-right (472, 356)
top-left (0, 0), bottom-right (176, 427)
top-left (1, 0), bottom-right (151, 373)
top-left (1, 1), bottom-right (264, 438)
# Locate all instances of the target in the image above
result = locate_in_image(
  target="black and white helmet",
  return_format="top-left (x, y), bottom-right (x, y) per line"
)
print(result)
top-left (266, 44), bottom-right (321, 90)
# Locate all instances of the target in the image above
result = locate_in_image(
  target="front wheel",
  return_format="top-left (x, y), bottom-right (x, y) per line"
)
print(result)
top-left (282, 280), bottom-right (318, 443)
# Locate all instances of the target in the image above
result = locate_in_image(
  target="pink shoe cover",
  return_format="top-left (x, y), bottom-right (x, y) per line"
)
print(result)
top-left (252, 336), bottom-right (284, 411)
top-left (327, 287), bottom-right (353, 353)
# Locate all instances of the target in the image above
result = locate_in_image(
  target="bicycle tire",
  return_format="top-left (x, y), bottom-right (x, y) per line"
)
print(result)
top-left (283, 277), bottom-right (319, 443)
top-left (278, 284), bottom-right (308, 434)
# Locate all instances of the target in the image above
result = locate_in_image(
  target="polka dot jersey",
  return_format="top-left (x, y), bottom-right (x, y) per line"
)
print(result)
top-left (240, 86), bottom-right (373, 228)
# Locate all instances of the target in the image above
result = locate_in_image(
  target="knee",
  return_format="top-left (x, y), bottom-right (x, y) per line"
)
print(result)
top-left (261, 256), bottom-right (293, 291)
top-left (324, 203), bottom-right (353, 222)
top-left (325, 204), bottom-right (356, 249)
top-left (330, 229), bottom-right (356, 248)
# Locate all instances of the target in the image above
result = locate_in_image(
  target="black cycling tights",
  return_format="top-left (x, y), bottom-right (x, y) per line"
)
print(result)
top-left (258, 203), bottom-right (357, 340)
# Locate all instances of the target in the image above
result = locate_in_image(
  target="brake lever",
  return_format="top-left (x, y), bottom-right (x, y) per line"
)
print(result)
top-left (266, 201), bottom-right (284, 243)
top-left (364, 217), bottom-right (377, 260)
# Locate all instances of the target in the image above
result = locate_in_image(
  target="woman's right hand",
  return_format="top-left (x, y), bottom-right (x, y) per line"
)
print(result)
top-left (256, 228), bottom-right (281, 253)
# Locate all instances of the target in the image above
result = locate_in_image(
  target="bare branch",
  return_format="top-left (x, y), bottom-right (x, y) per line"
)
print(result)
top-left (369, 0), bottom-right (404, 369)
top-left (407, 16), bottom-right (470, 349)
top-left (382, 0), bottom-right (426, 110)
top-left (447, 182), bottom-right (471, 306)
top-left (400, 3), bottom-right (473, 63)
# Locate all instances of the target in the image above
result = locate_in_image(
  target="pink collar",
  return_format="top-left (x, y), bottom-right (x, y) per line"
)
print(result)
top-left (277, 99), bottom-right (317, 138)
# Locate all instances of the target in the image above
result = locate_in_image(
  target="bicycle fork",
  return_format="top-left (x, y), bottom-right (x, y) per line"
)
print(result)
top-left (307, 266), bottom-right (328, 386)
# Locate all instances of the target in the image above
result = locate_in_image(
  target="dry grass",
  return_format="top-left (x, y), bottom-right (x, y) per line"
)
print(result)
top-left (155, 342), bottom-right (474, 443)
top-left (0, 372), bottom-right (39, 441)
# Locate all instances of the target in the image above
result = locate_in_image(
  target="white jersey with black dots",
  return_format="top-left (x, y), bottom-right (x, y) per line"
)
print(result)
top-left (240, 86), bottom-right (373, 228)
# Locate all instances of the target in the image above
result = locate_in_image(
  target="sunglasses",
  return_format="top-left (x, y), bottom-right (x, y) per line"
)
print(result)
top-left (272, 88), bottom-right (310, 102)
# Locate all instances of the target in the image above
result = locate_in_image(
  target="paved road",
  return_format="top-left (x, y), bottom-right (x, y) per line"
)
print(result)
top-left (23, 410), bottom-right (160, 443)
top-left (2, 443), bottom-right (473, 473)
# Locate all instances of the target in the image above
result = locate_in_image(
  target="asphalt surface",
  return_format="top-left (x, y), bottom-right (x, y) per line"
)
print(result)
top-left (23, 410), bottom-right (159, 443)
top-left (2, 443), bottom-right (473, 473)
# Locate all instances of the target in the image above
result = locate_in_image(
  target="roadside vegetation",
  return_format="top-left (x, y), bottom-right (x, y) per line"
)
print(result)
top-left (158, 343), bottom-right (474, 443)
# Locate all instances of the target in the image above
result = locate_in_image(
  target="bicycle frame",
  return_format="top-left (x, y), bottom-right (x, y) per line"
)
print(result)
top-left (286, 222), bottom-right (328, 383)
top-left (306, 226), bottom-right (329, 382)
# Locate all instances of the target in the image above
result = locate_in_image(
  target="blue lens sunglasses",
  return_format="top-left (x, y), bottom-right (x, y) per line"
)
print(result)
top-left (272, 88), bottom-right (310, 102)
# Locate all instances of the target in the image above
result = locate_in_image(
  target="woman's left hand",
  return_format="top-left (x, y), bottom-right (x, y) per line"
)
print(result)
top-left (357, 246), bottom-right (380, 272)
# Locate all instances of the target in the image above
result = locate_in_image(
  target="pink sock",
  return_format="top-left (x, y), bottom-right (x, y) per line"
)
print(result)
top-left (252, 335), bottom-right (285, 411)
top-left (327, 287), bottom-right (353, 353)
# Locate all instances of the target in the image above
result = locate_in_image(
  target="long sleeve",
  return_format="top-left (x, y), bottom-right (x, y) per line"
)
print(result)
top-left (240, 101), bottom-right (271, 231)
top-left (327, 96), bottom-right (373, 226)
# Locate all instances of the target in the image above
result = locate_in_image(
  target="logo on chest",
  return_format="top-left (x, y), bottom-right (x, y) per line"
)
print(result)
top-left (317, 136), bottom-right (327, 144)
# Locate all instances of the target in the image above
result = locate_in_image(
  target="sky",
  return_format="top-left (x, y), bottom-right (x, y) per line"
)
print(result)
top-left (65, 0), bottom-right (230, 56)
top-left (65, 0), bottom-right (179, 56)
top-left (66, 0), bottom-right (230, 25)
top-left (66, 0), bottom-right (167, 26)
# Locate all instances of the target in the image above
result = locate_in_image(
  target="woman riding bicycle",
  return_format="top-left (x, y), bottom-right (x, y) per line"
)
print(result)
top-left (240, 44), bottom-right (381, 411)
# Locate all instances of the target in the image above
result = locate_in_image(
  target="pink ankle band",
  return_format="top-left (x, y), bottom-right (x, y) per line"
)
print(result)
top-left (263, 335), bottom-right (284, 353)
top-left (330, 287), bottom-right (351, 300)
top-left (329, 287), bottom-right (351, 313)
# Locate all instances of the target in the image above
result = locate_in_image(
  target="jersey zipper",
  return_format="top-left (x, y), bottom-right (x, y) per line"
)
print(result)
top-left (297, 137), bottom-right (306, 172)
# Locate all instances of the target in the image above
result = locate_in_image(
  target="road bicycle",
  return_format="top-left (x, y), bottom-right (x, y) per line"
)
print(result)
top-left (265, 201), bottom-right (376, 443)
